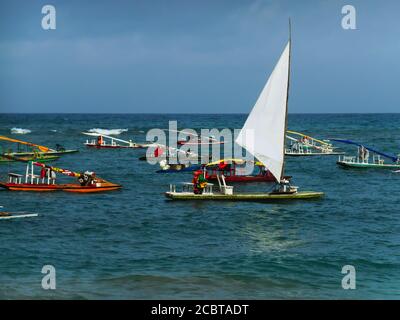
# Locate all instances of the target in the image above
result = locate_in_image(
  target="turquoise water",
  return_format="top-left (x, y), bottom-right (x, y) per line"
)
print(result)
top-left (0, 113), bottom-right (399, 299)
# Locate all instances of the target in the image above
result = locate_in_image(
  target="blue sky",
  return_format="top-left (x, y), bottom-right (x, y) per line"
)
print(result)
top-left (0, 0), bottom-right (399, 113)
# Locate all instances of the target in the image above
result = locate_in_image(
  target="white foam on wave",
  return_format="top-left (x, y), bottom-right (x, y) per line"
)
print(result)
top-left (11, 127), bottom-right (31, 134)
top-left (88, 128), bottom-right (128, 136)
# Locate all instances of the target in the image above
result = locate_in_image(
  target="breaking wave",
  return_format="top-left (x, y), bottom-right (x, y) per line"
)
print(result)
top-left (88, 128), bottom-right (128, 136)
top-left (11, 128), bottom-right (31, 134)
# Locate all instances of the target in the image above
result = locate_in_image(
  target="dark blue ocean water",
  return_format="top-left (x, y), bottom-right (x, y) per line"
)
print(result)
top-left (0, 113), bottom-right (399, 299)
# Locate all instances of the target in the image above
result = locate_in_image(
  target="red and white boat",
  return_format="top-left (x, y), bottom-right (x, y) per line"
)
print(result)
top-left (83, 132), bottom-right (148, 149)
top-left (0, 160), bottom-right (121, 193)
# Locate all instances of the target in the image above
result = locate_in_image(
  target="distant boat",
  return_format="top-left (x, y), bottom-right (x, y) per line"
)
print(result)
top-left (331, 139), bottom-right (400, 169)
top-left (165, 22), bottom-right (324, 201)
top-left (165, 129), bottom-right (225, 146)
top-left (285, 131), bottom-right (344, 156)
top-left (0, 206), bottom-right (38, 220)
top-left (82, 132), bottom-right (148, 149)
top-left (0, 135), bottom-right (78, 157)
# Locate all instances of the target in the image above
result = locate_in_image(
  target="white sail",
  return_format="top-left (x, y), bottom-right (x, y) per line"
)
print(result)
top-left (235, 42), bottom-right (290, 181)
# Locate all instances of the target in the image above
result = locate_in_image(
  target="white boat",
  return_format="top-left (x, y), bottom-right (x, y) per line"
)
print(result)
top-left (166, 22), bottom-right (324, 201)
top-left (0, 206), bottom-right (38, 219)
top-left (285, 131), bottom-right (344, 156)
top-left (82, 132), bottom-right (149, 149)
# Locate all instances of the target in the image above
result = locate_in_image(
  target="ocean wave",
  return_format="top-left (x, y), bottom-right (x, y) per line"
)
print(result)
top-left (11, 128), bottom-right (31, 134)
top-left (88, 128), bottom-right (128, 136)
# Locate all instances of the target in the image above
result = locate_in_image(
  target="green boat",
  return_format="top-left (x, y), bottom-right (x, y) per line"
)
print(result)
top-left (331, 139), bottom-right (400, 170)
top-left (0, 136), bottom-right (78, 157)
top-left (337, 158), bottom-right (400, 169)
top-left (0, 154), bottom-right (59, 164)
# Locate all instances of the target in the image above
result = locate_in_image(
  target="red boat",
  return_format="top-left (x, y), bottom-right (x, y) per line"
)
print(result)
top-left (0, 160), bottom-right (121, 193)
top-left (203, 159), bottom-right (276, 183)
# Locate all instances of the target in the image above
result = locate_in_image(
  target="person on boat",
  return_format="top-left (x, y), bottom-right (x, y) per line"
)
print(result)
top-left (359, 146), bottom-right (369, 162)
top-left (192, 170), bottom-right (207, 194)
top-left (50, 169), bottom-right (57, 182)
top-left (97, 135), bottom-right (104, 146)
top-left (40, 167), bottom-right (47, 180)
top-left (78, 171), bottom-right (95, 186)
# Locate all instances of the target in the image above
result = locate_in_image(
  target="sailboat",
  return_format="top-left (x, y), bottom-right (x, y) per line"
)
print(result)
top-left (331, 139), bottom-right (400, 169)
top-left (82, 132), bottom-right (149, 149)
top-left (165, 24), bottom-right (324, 201)
top-left (285, 131), bottom-right (344, 156)
top-left (0, 135), bottom-right (78, 157)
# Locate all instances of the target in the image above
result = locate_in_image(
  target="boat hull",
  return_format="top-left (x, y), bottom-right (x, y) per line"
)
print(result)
top-left (10, 150), bottom-right (78, 156)
top-left (0, 182), bottom-right (122, 193)
top-left (337, 161), bottom-right (400, 169)
top-left (286, 152), bottom-right (345, 157)
top-left (85, 143), bottom-right (138, 149)
top-left (165, 191), bottom-right (324, 201)
top-left (0, 213), bottom-right (38, 220)
top-left (0, 156), bottom-right (59, 164)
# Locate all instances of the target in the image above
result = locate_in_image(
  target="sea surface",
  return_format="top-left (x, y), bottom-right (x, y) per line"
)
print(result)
top-left (0, 113), bottom-right (399, 299)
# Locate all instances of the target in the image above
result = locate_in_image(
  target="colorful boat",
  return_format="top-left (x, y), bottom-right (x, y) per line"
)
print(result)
top-left (166, 24), bottom-right (324, 201)
top-left (83, 132), bottom-right (148, 149)
top-left (0, 159), bottom-right (121, 193)
top-left (0, 135), bottom-right (78, 157)
top-left (203, 159), bottom-right (276, 182)
top-left (285, 131), bottom-right (344, 156)
top-left (331, 139), bottom-right (400, 169)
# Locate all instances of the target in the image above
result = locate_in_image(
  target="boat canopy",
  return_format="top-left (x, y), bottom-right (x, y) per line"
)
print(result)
top-left (0, 135), bottom-right (50, 152)
top-left (331, 139), bottom-right (398, 162)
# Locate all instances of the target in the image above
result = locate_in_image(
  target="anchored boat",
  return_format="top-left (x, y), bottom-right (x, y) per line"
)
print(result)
top-left (285, 131), bottom-right (344, 156)
top-left (83, 132), bottom-right (149, 149)
top-left (1, 153), bottom-right (59, 163)
top-left (0, 206), bottom-right (38, 220)
top-left (331, 139), bottom-right (400, 169)
top-left (156, 159), bottom-right (201, 173)
top-left (0, 135), bottom-right (78, 157)
top-left (0, 158), bottom-right (121, 193)
top-left (166, 23), bottom-right (324, 201)
top-left (165, 129), bottom-right (224, 146)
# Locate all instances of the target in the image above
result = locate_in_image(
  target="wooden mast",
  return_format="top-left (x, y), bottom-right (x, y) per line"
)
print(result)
top-left (281, 18), bottom-right (291, 181)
